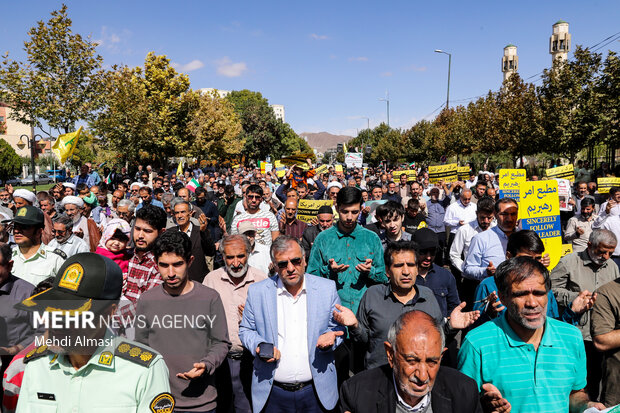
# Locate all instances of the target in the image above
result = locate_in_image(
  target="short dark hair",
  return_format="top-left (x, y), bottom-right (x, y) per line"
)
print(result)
top-left (384, 240), bottom-right (416, 268)
top-left (135, 204), bottom-right (167, 231)
top-left (246, 184), bottom-right (263, 197)
top-left (494, 198), bottom-right (518, 213)
top-left (506, 230), bottom-right (544, 256)
top-left (376, 201), bottom-right (405, 221)
top-left (581, 197), bottom-right (595, 208)
top-left (153, 230), bottom-right (192, 263)
top-left (476, 197), bottom-right (495, 214)
top-left (495, 256), bottom-right (550, 298)
top-left (407, 198), bottom-right (420, 211)
top-left (0, 242), bottom-right (11, 265)
top-left (153, 187), bottom-right (164, 196)
top-left (336, 186), bottom-right (362, 207)
top-left (610, 187), bottom-right (620, 197)
top-left (195, 186), bottom-right (207, 196)
top-left (139, 186), bottom-right (152, 194)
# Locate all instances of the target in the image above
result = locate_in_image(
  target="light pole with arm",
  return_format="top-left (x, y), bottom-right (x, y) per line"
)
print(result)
top-left (435, 49), bottom-right (452, 109)
top-left (379, 92), bottom-right (390, 127)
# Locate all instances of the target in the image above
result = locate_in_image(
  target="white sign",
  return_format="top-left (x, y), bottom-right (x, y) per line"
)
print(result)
top-left (556, 178), bottom-right (572, 212)
top-left (345, 152), bottom-right (363, 168)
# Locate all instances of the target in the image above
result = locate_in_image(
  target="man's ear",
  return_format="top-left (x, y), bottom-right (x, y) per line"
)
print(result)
top-left (384, 341), bottom-right (395, 369)
top-left (188, 255), bottom-right (195, 267)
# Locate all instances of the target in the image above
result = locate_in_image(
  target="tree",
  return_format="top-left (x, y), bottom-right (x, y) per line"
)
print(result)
top-left (434, 106), bottom-right (473, 160)
top-left (0, 5), bottom-right (106, 135)
top-left (227, 89), bottom-right (309, 161)
top-left (186, 91), bottom-right (243, 161)
top-left (0, 139), bottom-right (22, 181)
top-left (496, 73), bottom-right (544, 166)
top-left (538, 46), bottom-right (603, 162)
top-left (92, 53), bottom-right (194, 165)
top-left (597, 51), bottom-right (620, 149)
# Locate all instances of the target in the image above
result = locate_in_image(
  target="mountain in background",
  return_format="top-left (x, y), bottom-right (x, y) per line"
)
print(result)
top-left (298, 132), bottom-right (354, 153)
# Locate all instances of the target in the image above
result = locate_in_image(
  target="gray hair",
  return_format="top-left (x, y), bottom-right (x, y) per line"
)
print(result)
top-left (219, 234), bottom-right (252, 257)
top-left (387, 310), bottom-right (445, 352)
top-left (117, 199), bottom-right (136, 213)
top-left (270, 235), bottom-right (305, 262)
top-left (52, 213), bottom-right (74, 230)
top-left (170, 197), bottom-right (190, 211)
top-left (161, 192), bottom-right (174, 206)
top-left (590, 229), bottom-right (618, 248)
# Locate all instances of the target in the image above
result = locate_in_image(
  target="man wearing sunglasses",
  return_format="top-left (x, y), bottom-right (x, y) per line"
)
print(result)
top-left (239, 235), bottom-right (345, 413)
top-left (5, 206), bottom-right (65, 286)
top-left (231, 184), bottom-right (280, 252)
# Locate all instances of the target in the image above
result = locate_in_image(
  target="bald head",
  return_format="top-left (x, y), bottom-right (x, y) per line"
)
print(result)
top-left (285, 198), bottom-right (298, 220)
top-left (387, 311), bottom-right (445, 352)
top-left (177, 187), bottom-right (190, 201)
top-left (460, 189), bottom-right (472, 206)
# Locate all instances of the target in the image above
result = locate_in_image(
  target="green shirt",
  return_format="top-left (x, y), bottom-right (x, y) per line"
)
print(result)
top-left (16, 332), bottom-right (172, 413)
top-left (457, 315), bottom-right (586, 413)
top-left (306, 223), bottom-right (386, 314)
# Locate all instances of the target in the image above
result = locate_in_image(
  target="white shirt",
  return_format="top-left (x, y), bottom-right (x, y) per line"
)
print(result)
top-left (234, 200), bottom-right (270, 216)
top-left (449, 219), bottom-right (495, 273)
top-left (443, 200), bottom-right (477, 234)
top-left (273, 277), bottom-right (312, 383)
top-left (248, 245), bottom-right (271, 275)
top-left (599, 215), bottom-right (620, 256)
top-left (48, 234), bottom-right (90, 258)
top-left (11, 244), bottom-right (65, 286)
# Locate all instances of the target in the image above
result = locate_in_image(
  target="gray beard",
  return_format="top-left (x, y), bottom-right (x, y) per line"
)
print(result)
top-left (226, 262), bottom-right (249, 279)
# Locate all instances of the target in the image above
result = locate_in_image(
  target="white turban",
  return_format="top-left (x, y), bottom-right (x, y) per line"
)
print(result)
top-left (61, 196), bottom-right (84, 208)
top-left (327, 181), bottom-right (343, 190)
top-left (130, 182), bottom-right (144, 189)
top-left (62, 182), bottom-right (76, 190)
top-left (13, 189), bottom-right (36, 205)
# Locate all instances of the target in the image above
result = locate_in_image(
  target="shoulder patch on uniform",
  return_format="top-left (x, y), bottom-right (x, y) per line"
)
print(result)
top-left (115, 341), bottom-right (157, 367)
top-left (24, 345), bottom-right (51, 364)
top-left (150, 392), bottom-right (175, 413)
top-left (52, 248), bottom-right (67, 259)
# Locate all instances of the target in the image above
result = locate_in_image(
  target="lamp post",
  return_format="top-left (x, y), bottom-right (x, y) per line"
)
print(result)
top-left (379, 92), bottom-right (390, 127)
top-left (361, 117), bottom-right (370, 130)
top-left (17, 133), bottom-right (45, 192)
top-left (434, 49), bottom-right (452, 109)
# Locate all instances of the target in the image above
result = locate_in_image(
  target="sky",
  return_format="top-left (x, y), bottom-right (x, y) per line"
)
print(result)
top-left (3, 1), bottom-right (620, 137)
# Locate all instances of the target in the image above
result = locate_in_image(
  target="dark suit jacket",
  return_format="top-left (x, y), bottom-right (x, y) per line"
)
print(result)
top-left (169, 225), bottom-right (215, 283)
top-left (301, 224), bottom-right (321, 258)
top-left (340, 364), bottom-right (482, 413)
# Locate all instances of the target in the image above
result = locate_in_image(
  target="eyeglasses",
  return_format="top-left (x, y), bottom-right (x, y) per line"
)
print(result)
top-left (246, 195), bottom-right (261, 200)
top-left (52, 229), bottom-right (67, 235)
top-left (276, 257), bottom-right (303, 269)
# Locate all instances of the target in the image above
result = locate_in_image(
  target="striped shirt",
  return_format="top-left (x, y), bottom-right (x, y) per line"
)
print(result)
top-left (457, 315), bottom-right (586, 413)
top-left (231, 210), bottom-right (279, 249)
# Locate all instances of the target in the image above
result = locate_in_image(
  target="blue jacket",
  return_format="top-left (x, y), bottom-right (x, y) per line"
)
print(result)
top-left (239, 274), bottom-right (344, 412)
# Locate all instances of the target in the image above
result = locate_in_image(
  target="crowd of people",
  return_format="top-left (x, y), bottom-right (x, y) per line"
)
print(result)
top-left (0, 158), bottom-right (619, 412)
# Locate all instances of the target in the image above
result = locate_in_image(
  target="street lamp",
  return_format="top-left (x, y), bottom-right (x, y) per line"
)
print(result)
top-left (435, 49), bottom-right (452, 109)
top-left (17, 133), bottom-right (44, 192)
top-left (361, 117), bottom-right (370, 130)
top-left (379, 91), bottom-right (390, 127)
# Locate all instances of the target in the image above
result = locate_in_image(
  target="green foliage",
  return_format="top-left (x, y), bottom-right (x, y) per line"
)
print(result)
top-left (597, 51), bottom-right (620, 148)
top-left (91, 53), bottom-right (194, 165)
top-left (227, 89), bottom-right (310, 161)
top-left (0, 139), bottom-right (22, 181)
top-left (0, 4), bottom-right (106, 135)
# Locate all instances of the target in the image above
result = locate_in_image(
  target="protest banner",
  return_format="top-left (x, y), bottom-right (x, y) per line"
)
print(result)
top-left (499, 169), bottom-right (526, 201)
top-left (546, 164), bottom-right (574, 182)
top-left (519, 180), bottom-right (562, 269)
top-left (556, 179), bottom-right (572, 211)
top-left (335, 165), bottom-right (343, 174)
top-left (315, 164), bottom-right (330, 175)
top-left (597, 177), bottom-right (620, 194)
top-left (274, 160), bottom-right (286, 178)
top-left (562, 244), bottom-right (573, 257)
top-left (345, 152), bottom-right (363, 168)
top-left (296, 200), bottom-right (333, 223)
top-left (428, 163), bottom-right (458, 183)
top-left (392, 170), bottom-right (417, 181)
top-left (458, 166), bottom-right (471, 181)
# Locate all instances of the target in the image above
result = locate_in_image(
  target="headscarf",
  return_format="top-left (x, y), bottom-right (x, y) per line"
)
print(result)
top-left (98, 218), bottom-right (132, 249)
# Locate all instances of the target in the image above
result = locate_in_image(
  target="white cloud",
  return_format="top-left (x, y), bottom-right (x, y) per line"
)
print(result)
top-left (380, 71), bottom-right (393, 77)
top-left (215, 57), bottom-right (248, 77)
top-left (171, 60), bottom-right (205, 73)
top-left (406, 65), bottom-right (427, 72)
top-left (348, 56), bottom-right (369, 62)
top-left (93, 26), bottom-right (130, 53)
top-left (310, 33), bottom-right (329, 40)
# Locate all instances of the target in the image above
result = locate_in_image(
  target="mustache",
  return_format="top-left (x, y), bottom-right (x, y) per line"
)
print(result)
top-left (409, 375), bottom-right (430, 386)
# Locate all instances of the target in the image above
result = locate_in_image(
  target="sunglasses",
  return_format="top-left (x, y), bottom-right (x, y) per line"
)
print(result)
top-left (276, 257), bottom-right (303, 269)
top-left (246, 195), bottom-right (261, 200)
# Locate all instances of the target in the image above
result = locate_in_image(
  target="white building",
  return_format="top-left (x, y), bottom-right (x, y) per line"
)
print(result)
top-left (271, 104), bottom-right (285, 122)
top-left (550, 20), bottom-right (571, 62)
top-left (501, 44), bottom-right (518, 82)
top-left (198, 88), bottom-right (231, 98)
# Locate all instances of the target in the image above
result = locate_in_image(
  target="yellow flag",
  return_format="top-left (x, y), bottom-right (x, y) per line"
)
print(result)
top-left (176, 161), bottom-right (183, 176)
top-left (52, 126), bottom-right (83, 164)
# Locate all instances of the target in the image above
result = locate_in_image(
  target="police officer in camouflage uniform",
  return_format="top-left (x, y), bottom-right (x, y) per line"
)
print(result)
top-left (4, 206), bottom-right (65, 286)
top-left (14, 252), bottom-right (174, 412)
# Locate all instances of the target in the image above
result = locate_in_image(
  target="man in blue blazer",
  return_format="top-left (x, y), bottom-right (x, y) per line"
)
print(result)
top-left (239, 235), bottom-right (345, 413)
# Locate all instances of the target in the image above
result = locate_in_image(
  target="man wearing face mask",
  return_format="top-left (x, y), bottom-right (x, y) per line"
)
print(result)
top-left (551, 229), bottom-right (620, 401)
top-left (203, 235), bottom-right (267, 413)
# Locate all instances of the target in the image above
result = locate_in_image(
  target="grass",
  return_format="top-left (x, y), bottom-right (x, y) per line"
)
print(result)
top-left (11, 183), bottom-right (55, 192)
